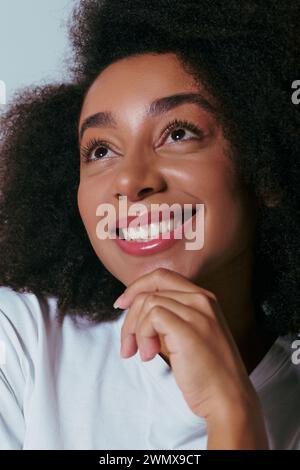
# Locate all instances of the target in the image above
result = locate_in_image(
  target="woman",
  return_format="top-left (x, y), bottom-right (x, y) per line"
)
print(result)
top-left (0, 0), bottom-right (299, 450)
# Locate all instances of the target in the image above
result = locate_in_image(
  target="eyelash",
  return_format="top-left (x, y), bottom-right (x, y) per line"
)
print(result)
top-left (80, 118), bottom-right (205, 163)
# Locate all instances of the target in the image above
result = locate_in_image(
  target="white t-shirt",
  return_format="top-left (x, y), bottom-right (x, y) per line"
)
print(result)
top-left (0, 286), bottom-right (299, 450)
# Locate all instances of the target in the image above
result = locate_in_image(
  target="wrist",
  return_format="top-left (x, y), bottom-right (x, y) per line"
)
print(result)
top-left (206, 390), bottom-right (269, 450)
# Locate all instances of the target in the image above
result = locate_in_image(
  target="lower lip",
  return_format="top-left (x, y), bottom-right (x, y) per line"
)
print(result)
top-left (114, 211), bottom-right (198, 256)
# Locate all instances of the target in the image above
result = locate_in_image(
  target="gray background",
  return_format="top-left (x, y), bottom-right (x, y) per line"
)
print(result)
top-left (0, 0), bottom-right (75, 105)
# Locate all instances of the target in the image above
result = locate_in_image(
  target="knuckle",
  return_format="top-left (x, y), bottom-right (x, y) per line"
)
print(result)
top-left (154, 267), bottom-right (171, 280)
top-left (183, 309), bottom-right (194, 323)
top-left (195, 292), bottom-right (211, 308)
top-left (194, 291), bottom-right (217, 314)
top-left (149, 305), bottom-right (165, 321)
top-left (144, 293), bottom-right (158, 308)
top-left (208, 292), bottom-right (217, 302)
top-left (135, 292), bottom-right (148, 303)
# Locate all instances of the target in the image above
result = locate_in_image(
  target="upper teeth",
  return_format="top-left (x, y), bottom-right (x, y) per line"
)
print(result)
top-left (119, 219), bottom-right (180, 241)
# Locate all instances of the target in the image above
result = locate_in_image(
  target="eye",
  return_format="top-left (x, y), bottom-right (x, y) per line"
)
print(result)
top-left (80, 138), bottom-right (118, 163)
top-left (80, 119), bottom-right (206, 163)
top-left (162, 118), bottom-right (205, 145)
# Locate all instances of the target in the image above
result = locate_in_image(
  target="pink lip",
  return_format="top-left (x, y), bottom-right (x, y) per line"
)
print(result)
top-left (114, 209), bottom-right (198, 256)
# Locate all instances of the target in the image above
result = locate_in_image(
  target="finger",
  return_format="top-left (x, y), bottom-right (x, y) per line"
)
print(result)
top-left (121, 293), bottom-right (200, 358)
top-left (136, 305), bottom-right (197, 361)
top-left (115, 267), bottom-right (216, 309)
top-left (139, 290), bottom-right (219, 318)
top-left (135, 296), bottom-right (200, 360)
top-left (121, 289), bottom-right (219, 348)
top-left (121, 291), bottom-right (167, 357)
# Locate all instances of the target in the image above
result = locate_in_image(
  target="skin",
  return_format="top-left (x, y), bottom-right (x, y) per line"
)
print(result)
top-left (78, 52), bottom-right (273, 449)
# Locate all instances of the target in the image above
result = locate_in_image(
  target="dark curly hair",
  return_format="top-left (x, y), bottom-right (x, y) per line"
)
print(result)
top-left (0, 0), bottom-right (299, 333)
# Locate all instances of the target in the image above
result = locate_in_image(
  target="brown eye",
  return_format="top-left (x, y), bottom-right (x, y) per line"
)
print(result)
top-left (81, 138), bottom-right (117, 163)
top-left (169, 128), bottom-right (189, 142)
top-left (93, 146), bottom-right (109, 159)
top-left (162, 118), bottom-right (205, 146)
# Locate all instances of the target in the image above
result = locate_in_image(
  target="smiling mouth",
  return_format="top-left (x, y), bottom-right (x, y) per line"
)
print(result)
top-left (115, 208), bottom-right (197, 242)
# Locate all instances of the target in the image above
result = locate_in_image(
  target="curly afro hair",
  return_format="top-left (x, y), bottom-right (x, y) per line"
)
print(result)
top-left (0, 0), bottom-right (299, 333)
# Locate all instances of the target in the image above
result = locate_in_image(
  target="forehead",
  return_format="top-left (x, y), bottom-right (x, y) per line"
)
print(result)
top-left (79, 52), bottom-right (203, 125)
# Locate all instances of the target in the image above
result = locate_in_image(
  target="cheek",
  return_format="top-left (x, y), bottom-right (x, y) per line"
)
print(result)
top-left (203, 165), bottom-right (255, 258)
top-left (77, 180), bottom-right (117, 259)
top-left (77, 181), bottom-right (101, 240)
top-left (185, 158), bottom-right (255, 257)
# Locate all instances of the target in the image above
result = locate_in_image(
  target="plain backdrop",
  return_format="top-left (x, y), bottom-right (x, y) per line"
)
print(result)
top-left (0, 0), bottom-right (75, 105)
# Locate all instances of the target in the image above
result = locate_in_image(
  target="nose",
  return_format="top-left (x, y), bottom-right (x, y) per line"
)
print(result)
top-left (112, 155), bottom-right (167, 202)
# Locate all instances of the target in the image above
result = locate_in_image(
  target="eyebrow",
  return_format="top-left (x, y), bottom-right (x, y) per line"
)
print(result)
top-left (79, 92), bottom-right (216, 141)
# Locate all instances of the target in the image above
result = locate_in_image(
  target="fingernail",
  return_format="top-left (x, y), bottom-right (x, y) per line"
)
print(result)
top-left (113, 293), bottom-right (127, 309)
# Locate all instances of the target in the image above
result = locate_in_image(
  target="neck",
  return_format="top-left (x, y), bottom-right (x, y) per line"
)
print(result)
top-left (159, 247), bottom-right (276, 373)
top-left (196, 247), bottom-right (276, 373)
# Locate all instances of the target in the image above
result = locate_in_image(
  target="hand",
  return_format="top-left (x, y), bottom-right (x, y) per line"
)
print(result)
top-left (116, 267), bottom-right (269, 449)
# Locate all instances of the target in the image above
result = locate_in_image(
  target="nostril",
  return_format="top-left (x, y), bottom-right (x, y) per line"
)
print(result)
top-left (137, 187), bottom-right (153, 198)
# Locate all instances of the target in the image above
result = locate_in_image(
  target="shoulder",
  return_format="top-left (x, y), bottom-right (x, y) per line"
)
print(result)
top-left (0, 285), bottom-right (58, 320)
top-left (0, 286), bottom-right (58, 366)
top-left (251, 333), bottom-right (300, 449)
top-left (276, 333), bottom-right (300, 378)
top-left (0, 286), bottom-right (59, 449)
top-left (251, 333), bottom-right (300, 388)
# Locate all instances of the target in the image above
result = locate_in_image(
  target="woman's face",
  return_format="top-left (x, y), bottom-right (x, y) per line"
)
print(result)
top-left (78, 52), bottom-right (256, 287)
